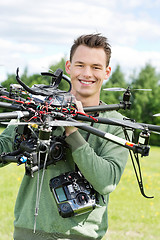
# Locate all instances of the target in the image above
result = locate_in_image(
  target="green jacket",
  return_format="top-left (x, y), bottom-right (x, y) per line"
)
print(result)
top-left (0, 110), bottom-right (130, 240)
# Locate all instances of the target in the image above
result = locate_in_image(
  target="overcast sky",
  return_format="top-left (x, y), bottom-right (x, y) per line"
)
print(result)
top-left (0, 0), bottom-right (160, 82)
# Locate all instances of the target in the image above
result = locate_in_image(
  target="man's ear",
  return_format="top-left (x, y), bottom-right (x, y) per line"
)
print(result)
top-left (105, 66), bottom-right (111, 80)
top-left (65, 60), bottom-right (71, 75)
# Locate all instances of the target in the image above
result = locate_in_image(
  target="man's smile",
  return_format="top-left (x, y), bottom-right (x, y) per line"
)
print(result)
top-left (79, 79), bottom-right (96, 85)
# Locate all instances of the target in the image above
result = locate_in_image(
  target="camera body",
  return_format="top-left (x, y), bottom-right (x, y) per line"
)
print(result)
top-left (13, 124), bottom-right (68, 176)
top-left (49, 171), bottom-right (96, 218)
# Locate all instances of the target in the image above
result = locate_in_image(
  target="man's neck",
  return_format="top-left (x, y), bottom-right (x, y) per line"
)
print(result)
top-left (72, 93), bottom-right (100, 107)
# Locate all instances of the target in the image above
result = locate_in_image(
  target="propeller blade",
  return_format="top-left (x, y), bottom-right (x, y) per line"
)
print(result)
top-left (1, 119), bottom-right (84, 127)
top-left (133, 89), bottom-right (152, 91)
top-left (103, 87), bottom-right (152, 92)
top-left (151, 131), bottom-right (160, 135)
top-left (103, 87), bottom-right (126, 91)
top-left (153, 113), bottom-right (160, 117)
top-left (49, 120), bottom-right (85, 127)
top-left (108, 118), bottom-right (145, 130)
top-left (0, 122), bottom-right (40, 126)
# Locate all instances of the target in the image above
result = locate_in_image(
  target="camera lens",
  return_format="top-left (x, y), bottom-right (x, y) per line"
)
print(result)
top-left (49, 142), bottom-right (64, 161)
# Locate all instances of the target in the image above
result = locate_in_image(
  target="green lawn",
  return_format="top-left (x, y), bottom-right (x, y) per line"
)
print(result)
top-left (104, 146), bottom-right (160, 240)
top-left (0, 144), bottom-right (160, 240)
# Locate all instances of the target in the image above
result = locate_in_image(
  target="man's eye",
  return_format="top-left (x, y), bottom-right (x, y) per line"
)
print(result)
top-left (93, 66), bottom-right (101, 70)
top-left (76, 64), bottom-right (83, 67)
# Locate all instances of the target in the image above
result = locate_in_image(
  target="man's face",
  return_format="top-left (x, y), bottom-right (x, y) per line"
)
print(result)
top-left (65, 45), bottom-right (111, 101)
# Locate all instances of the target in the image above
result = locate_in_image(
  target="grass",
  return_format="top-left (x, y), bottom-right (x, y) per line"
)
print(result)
top-left (104, 146), bottom-right (160, 240)
top-left (0, 129), bottom-right (160, 240)
top-left (0, 164), bottom-right (24, 240)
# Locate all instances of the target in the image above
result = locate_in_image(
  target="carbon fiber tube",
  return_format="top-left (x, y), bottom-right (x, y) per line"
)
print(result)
top-left (83, 103), bottom-right (125, 112)
top-left (0, 102), bottom-right (21, 110)
top-left (0, 111), bottom-right (30, 120)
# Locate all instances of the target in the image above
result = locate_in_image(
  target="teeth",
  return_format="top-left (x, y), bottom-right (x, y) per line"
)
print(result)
top-left (80, 80), bottom-right (93, 84)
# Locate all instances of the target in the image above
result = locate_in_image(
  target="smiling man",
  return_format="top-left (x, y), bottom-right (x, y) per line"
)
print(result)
top-left (60, 34), bottom-right (130, 239)
top-left (64, 34), bottom-right (112, 137)
top-left (65, 35), bottom-right (111, 107)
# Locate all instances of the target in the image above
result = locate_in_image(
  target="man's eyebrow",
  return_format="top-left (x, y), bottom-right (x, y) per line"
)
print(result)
top-left (75, 61), bottom-right (84, 64)
top-left (74, 61), bottom-right (103, 67)
top-left (92, 63), bottom-right (103, 67)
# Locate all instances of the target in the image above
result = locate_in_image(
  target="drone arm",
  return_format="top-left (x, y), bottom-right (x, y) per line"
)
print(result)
top-left (0, 154), bottom-right (21, 164)
top-left (75, 114), bottom-right (142, 130)
top-left (83, 103), bottom-right (126, 113)
top-left (139, 123), bottom-right (160, 132)
top-left (0, 111), bottom-right (30, 120)
top-left (76, 123), bottom-right (149, 156)
top-left (0, 101), bottom-right (22, 110)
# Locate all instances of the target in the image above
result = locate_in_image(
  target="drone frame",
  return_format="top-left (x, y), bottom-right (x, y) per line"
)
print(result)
top-left (0, 67), bottom-right (159, 199)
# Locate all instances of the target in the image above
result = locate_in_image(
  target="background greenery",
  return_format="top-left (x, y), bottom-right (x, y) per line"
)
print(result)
top-left (1, 58), bottom-right (160, 145)
top-left (0, 146), bottom-right (160, 240)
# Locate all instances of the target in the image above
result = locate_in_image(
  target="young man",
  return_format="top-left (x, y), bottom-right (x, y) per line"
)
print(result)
top-left (0, 34), bottom-right (129, 240)
top-left (65, 34), bottom-right (111, 137)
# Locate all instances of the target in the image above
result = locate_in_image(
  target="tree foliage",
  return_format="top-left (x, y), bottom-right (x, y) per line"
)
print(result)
top-left (127, 64), bottom-right (160, 145)
top-left (128, 64), bottom-right (159, 120)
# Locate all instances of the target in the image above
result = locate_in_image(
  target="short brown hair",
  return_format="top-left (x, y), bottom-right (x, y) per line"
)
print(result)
top-left (70, 33), bottom-right (111, 66)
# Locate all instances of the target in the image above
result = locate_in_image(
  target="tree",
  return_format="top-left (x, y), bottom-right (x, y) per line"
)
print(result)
top-left (127, 63), bottom-right (160, 122)
top-left (1, 73), bottom-right (17, 90)
top-left (127, 63), bottom-right (160, 145)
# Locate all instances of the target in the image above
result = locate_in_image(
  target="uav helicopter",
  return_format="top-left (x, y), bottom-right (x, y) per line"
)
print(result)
top-left (0, 67), bottom-right (160, 201)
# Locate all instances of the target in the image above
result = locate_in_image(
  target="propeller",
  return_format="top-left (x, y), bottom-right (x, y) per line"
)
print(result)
top-left (153, 113), bottom-right (160, 117)
top-left (99, 117), bottom-right (160, 135)
top-left (151, 131), bottom-right (160, 135)
top-left (107, 118), bottom-right (145, 130)
top-left (49, 120), bottom-right (85, 127)
top-left (103, 87), bottom-right (152, 92)
top-left (0, 120), bottom-right (85, 127)
top-left (0, 122), bottom-right (41, 126)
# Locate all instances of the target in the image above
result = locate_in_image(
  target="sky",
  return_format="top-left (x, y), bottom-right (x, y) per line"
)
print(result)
top-left (0, 0), bottom-right (160, 82)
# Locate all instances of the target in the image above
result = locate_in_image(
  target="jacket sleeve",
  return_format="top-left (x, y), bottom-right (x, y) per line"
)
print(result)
top-left (65, 125), bottom-right (131, 196)
top-left (0, 124), bottom-right (16, 167)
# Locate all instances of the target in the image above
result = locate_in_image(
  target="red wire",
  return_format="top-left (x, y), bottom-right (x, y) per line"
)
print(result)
top-left (76, 112), bottom-right (98, 122)
top-left (0, 96), bottom-right (24, 104)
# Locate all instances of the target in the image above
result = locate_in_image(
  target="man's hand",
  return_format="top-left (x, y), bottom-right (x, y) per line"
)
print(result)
top-left (65, 100), bottom-right (84, 137)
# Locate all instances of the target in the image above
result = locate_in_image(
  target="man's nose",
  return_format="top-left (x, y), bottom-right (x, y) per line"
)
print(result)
top-left (82, 66), bottom-right (92, 78)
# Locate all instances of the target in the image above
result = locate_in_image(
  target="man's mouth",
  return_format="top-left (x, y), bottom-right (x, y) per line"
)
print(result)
top-left (79, 80), bottom-right (95, 85)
